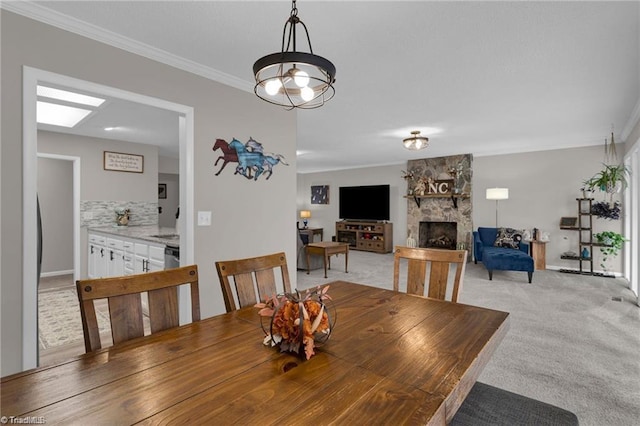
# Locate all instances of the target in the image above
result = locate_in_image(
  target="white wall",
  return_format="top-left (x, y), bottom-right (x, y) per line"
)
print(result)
top-left (1, 10), bottom-right (296, 376)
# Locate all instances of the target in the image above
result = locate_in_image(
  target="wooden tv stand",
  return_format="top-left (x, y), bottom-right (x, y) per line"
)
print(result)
top-left (335, 221), bottom-right (393, 253)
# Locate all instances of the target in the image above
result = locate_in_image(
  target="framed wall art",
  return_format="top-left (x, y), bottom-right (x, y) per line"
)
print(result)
top-left (311, 185), bottom-right (329, 204)
top-left (158, 183), bottom-right (167, 199)
top-left (104, 151), bottom-right (144, 173)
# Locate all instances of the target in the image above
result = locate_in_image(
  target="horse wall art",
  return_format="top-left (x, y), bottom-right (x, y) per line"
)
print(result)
top-left (212, 138), bottom-right (238, 176)
top-left (213, 137), bottom-right (288, 181)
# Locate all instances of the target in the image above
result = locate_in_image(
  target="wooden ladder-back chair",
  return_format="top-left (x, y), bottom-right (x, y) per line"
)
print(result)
top-left (215, 252), bottom-right (292, 312)
top-left (76, 264), bottom-right (200, 352)
top-left (393, 246), bottom-right (468, 302)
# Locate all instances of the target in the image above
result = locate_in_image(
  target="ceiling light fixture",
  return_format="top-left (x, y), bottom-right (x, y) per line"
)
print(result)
top-left (253, 0), bottom-right (336, 110)
top-left (403, 131), bottom-right (429, 150)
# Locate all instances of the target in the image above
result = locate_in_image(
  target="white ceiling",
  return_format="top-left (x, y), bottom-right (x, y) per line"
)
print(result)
top-left (12, 1), bottom-right (640, 172)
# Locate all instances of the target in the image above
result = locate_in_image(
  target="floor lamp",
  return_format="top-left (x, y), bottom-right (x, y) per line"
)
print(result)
top-left (486, 188), bottom-right (509, 227)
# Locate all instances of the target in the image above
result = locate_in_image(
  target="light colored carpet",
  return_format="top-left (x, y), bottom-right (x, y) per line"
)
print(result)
top-left (296, 250), bottom-right (640, 426)
top-left (38, 289), bottom-right (110, 349)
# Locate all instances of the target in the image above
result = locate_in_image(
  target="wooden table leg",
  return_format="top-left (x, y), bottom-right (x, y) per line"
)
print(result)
top-left (322, 250), bottom-right (328, 278)
top-left (344, 245), bottom-right (349, 273)
top-left (306, 247), bottom-right (311, 275)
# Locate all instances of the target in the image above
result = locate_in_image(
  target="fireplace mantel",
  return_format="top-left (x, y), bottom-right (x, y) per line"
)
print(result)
top-left (404, 193), bottom-right (470, 209)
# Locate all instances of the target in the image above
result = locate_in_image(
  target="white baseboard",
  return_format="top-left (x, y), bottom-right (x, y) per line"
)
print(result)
top-left (546, 264), bottom-right (623, 278)
top-left (40, 269), bottom-right (74, 278)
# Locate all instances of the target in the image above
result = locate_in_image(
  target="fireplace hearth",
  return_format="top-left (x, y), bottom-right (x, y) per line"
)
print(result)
top-left (419, 221), bottom-right (457, 250)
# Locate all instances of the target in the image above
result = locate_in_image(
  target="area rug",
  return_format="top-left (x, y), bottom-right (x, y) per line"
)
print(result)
top-left (38, 289), bottom-right (111, 349)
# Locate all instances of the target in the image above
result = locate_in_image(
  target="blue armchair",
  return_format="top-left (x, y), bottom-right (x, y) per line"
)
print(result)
top-left (473, 227), bottom-right (534, 283)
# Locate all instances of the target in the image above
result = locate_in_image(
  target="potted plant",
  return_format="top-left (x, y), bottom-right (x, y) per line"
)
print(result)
top-left (593, 231), bottom-right (627, 272)
top-left (583, 163), bottom-right (630, 204)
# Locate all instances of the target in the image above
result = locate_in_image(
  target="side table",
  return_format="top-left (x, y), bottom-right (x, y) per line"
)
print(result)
top-left (530, 240), bottom-right (547, 270)
top-left (299, 227), bottom-right (323, 242)
top-left (306, 242), bottom-right (349, 278)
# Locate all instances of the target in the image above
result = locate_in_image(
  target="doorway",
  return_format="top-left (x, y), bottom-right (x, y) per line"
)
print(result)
top-left (36, 154), bottom-right (80, 366)
top-left (23, 67), bottom-right (195, 370)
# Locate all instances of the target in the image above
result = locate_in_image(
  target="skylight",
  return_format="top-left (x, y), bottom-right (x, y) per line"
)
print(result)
top-left (37, 101), bottom-right (93, 128)
top-left (37, 86), bottom-right (105, 107)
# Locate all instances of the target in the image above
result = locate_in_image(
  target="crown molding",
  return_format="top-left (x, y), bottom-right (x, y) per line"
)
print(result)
top-left (1, 1), bottom-right (254, 93)
top-left (621, 97), bottom-right (640, 141)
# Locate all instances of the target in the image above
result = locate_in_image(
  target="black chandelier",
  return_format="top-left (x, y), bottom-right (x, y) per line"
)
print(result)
top-left (253, 0), bottom-right (336, 110)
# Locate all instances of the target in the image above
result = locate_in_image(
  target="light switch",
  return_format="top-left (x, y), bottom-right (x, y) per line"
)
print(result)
top-left (197, 211), bottom-right (211, 226)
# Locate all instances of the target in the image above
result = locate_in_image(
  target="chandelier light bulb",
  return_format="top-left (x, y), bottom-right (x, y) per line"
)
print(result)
top-left (293, 69), bottom-right (310, 87)
top-left (265, 79), bottom-right (282, 96)
top-left (300, 86), bottom-right (314, 102)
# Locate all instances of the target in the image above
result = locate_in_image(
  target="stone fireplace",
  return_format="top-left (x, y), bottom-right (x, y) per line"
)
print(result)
top-left (405, 154), bottom-right (473, 254)
top-left (420, 221), bottom-right (457, 250)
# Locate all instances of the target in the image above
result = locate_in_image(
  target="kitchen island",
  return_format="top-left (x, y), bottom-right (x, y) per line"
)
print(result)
top-left (87, 225), bottom-right (179, 278)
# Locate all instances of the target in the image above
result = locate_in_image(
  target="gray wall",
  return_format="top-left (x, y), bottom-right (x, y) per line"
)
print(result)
top-left (37, 157), bottom-right (74, 275)
top-left (39, 131), bottom-right (159, 203)
top-left (1, 10), bottom-right (296, 376)
top-left (297, 165), bottom-right (407, 247)
top-left (298, 145), bottom-right (625, 274)
top-left (158, 173), bottom-right (179, 228)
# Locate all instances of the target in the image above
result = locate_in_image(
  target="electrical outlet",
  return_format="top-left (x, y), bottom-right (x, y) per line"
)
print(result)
top-left (197, 211), bottom-right (211, 226)
top-left (82, 211), bottom-right (94, 220)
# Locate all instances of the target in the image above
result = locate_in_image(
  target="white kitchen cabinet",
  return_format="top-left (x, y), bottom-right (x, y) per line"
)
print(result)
top-left (134, 242), bottom-right (165, 273)
top-left (123, 240), bottom-right (134, 275)
top-left (89, 232), bottom-right (165, 279)
top-left (106, 238), bottom-right (125, 277)
top-left (88, 233), bottom-right (107, 279)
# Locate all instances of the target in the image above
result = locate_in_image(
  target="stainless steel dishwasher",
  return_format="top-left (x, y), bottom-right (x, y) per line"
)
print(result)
top-left (164, 245), bottom-right (180, 269)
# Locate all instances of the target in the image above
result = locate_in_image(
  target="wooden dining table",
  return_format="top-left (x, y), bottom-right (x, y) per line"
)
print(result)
top-left (1, 281), bottom-right (509, 425)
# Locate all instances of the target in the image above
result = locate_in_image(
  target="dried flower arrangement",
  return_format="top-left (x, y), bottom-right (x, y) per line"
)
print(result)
top-left (255, 286), bottom-right (333, 360)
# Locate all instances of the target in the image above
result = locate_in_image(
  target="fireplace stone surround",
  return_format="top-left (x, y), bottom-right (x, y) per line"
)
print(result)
top-left (405, 154), bottom-right (473, 254)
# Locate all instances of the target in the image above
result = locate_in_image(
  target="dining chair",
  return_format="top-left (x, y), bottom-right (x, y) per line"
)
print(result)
top-left (76, 264), bottom-right (200, 352)
top-left (393, 246), bottom-right (467, 302)
top-left (215, 252), bottom-right (292, 312)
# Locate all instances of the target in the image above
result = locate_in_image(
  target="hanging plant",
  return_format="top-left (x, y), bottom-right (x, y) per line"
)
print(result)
top-left (583, 163), bottom-right (630, 204)
top-left (593, 231), bottom-right (627, 272)
top-left (590, 201), bottom-right (621, 220)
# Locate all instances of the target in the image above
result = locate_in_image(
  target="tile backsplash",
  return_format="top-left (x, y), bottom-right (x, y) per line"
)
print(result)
top-left (81, 200), bottom-right (158, 228)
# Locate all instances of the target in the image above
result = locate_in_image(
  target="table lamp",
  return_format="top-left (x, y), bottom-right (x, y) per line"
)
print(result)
top-left (300, 210), bottom-right (311, 228)
top-left (486, 188), bottom-right (509, 227)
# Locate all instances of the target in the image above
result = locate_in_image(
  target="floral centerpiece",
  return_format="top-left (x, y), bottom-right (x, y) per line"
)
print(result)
top-left (255, 286), bottom-right (333, 360)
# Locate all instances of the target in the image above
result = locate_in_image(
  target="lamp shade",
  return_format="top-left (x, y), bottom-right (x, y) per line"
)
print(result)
top-left (300, 210), bottom-right (311, 219)
top-left (486, 188), bottom-right (509, 200)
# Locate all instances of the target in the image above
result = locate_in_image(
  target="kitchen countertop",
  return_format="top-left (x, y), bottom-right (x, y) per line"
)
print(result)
top-left (88, 225), bottom-right (179, 247)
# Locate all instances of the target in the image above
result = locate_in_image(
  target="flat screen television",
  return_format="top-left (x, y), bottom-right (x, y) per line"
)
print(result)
top-left (339, 184), bottom-right (390, 221)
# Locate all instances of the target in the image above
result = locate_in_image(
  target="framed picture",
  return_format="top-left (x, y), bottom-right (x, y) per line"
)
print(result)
top-left (104, 151), bottom-right (144, 173)
top-left (311, 185), bottom-right (329, 204)
top-left (560, 217), bottom-right (577, 228)
top-left (158, 183), bottom-right (167, 199)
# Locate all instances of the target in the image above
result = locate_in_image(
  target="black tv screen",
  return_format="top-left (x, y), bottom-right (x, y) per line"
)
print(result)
top-left (339, 185), bottom-right (390, 221)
